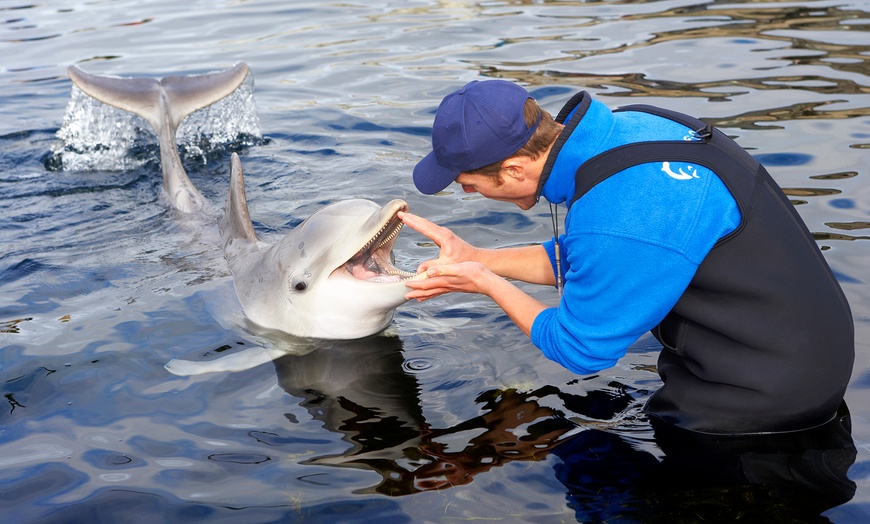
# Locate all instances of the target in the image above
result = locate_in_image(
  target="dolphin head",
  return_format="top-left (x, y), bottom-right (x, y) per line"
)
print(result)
top-left (263, 198), bottom-right (416, 337)
top-left (221, 154), bottom-right (419, 339)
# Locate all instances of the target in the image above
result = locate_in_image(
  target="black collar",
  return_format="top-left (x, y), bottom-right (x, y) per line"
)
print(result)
top-left (535, 91), bottom-right (592, 202)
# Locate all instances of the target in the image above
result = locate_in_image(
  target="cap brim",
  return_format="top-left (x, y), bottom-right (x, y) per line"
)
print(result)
top-left (413, 151), bottom-right (458, 195)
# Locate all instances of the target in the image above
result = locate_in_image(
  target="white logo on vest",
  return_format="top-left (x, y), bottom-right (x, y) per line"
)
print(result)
top-left (662, 161), bottom-right (699, 180)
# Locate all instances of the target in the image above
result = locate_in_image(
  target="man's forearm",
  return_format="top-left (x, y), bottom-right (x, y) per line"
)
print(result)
top-left (478, 244), bottom-right (556, 286)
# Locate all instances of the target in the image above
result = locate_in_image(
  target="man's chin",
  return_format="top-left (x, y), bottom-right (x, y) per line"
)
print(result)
top-left (515, 198), bottom-right (537, 210)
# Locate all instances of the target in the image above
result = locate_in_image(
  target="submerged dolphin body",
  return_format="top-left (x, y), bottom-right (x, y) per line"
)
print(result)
top-left (66, 63), bottom-right (251, 213)
top-left (219, 153), bottom-right (419, 339)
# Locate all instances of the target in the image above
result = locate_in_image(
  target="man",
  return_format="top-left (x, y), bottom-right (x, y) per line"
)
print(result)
top-left (402, 79), bottom-right (854, 434)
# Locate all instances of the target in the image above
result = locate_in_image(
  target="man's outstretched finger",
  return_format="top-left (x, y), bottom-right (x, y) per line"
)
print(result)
top-left (400, 212), bottom-right (448, 244)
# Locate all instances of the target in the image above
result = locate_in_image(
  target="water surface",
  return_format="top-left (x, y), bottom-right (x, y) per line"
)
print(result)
top-left (2, 0), bottom-right (870, 522)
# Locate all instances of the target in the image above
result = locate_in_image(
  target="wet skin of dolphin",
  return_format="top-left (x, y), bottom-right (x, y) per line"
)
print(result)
top-left (219, 153), bottom-right (421, 339)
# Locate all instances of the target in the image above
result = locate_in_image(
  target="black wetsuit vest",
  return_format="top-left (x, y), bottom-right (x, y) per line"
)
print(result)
top-left (563, 96), bottom-right (854, 434)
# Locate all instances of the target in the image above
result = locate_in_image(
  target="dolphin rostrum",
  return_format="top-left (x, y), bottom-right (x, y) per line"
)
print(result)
top-left (66, 63), bottom-right (251, 213)
top-left (219, 153), bottom-right (422, 339)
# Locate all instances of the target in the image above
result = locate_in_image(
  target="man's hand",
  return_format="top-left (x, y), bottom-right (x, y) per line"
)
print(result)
top-left (404, 261), bottom-right (496, 302)
top-left (399, 211), bottom-right (551, 337)
top-left (398, 211), bottom-right (479, 272)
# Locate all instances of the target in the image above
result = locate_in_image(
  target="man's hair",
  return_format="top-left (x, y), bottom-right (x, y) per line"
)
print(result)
top-left (467, 98), bottom-right (561, 180)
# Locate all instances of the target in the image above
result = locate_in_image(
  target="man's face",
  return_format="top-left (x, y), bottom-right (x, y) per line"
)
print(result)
top-left (454, 170), bottom-right (539, 210)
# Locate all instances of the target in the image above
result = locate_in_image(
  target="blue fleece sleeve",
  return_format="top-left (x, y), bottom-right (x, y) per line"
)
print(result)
top-left (532, 236), bottom-right (700, 374)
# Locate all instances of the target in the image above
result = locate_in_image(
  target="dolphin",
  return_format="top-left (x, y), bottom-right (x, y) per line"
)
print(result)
top-left (66, 62), bottom-right (251, 213)
top-left (66, 64), bottom-right (419, 339)
top-left (218, 153), bottom-right (421, 339)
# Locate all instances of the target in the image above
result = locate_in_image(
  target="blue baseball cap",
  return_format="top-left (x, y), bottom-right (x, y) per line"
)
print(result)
top-left (413, 80), bottom-right (539, 195)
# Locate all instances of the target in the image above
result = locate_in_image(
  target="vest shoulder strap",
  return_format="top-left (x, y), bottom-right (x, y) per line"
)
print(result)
top-left (570, 105), bottom-right (760, 207)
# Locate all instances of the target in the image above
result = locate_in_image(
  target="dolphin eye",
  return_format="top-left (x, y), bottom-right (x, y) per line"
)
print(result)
top-left (290, 275), bottom-right (308, 293)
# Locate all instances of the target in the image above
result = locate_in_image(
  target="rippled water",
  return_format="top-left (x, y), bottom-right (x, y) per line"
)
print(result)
top-left (2, 0), bottom-right (870, 522)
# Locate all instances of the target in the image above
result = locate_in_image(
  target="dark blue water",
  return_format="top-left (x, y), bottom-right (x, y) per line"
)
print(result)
top-left (2, 0), bottom-right (870, 521)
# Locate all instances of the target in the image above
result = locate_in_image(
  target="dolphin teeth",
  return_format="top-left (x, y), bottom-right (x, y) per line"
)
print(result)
top-left (349, 211), bottom-right (404, 262)
top-left (344, 207), bottom-right (415, 282)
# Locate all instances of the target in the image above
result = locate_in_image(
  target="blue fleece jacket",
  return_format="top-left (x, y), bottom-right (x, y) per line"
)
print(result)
top-left (530, 97), bottom-right (741, 374)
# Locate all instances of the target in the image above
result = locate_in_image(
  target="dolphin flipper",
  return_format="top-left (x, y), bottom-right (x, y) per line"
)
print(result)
top-left (219, 153), bottom-right (260, 249)
top-left (165, 345), bottom-right (278, 376)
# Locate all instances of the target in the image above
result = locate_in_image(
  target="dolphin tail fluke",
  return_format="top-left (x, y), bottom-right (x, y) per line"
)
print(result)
top-left (66, 63), bottom-right (250, 132)
top-left (67, 66), bottom-right (163, 129)
top-left (157, 63), bottom-right (251, 130)
top-left (66, 63), bottom-right (251, 214)
top-left (219, 153), bottom-right (260, 248)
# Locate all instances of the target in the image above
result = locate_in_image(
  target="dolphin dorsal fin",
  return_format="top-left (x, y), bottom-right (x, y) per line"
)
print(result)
top-left (220, 153), bottom-right (260, 249)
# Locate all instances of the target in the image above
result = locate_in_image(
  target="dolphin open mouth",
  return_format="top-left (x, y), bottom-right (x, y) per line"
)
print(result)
top-left (341, 204), bottom-right (416, 283)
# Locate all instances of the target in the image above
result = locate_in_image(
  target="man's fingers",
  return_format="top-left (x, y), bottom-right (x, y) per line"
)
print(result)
top-left (408, 271), bottom-right (430, 282)
top-left (404, 283), bottom-right (450, 302)
top-left (405, 270), bottom-right (446, 288)
top-left (427, 265), bottom-right (452, 278)
top-left (400, 211), bottom-right (449, 244)
top-left (417, 260), bottom-right (436, 273)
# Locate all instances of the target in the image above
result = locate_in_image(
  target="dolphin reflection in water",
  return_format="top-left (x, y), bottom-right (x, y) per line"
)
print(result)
top-left (170, 335), bottom-right (856, 518)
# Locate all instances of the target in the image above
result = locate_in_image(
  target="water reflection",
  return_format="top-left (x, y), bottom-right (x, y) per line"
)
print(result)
top-left (555, 404), bottom-right (856, 521)
top-left (271, 335), bottom-right (855, 518)
top-left (272, 335), bottom-right (632, 496)
top-left (506, 2), bottom-right (870, 131)
top-left (273, 336), bottom-right (423, 494)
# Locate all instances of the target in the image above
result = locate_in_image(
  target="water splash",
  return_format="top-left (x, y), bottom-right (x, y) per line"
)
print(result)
top-left (47, 73), bottom-right (263, 172)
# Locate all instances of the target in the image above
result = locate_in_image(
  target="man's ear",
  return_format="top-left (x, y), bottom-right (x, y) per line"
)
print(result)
top-left (500, 157), bottom-right (528, 181)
